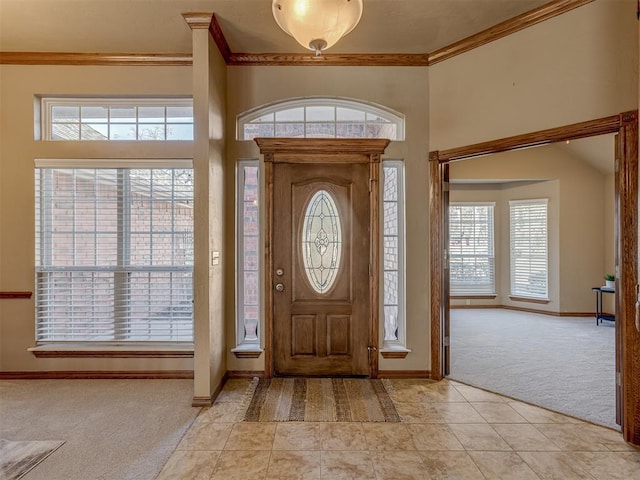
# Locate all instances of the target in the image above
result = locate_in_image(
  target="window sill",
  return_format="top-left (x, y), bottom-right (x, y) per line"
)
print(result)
top-left (509, 296), bottom-right (550, 304)
top-left (231, 345), bottom-right (263, 359)
top-left (28, 345), bottom-right (194, 358)
top-left (380, 346), bottom-right (412, 359)
top-left (451, 295), bottom-right (497, 299)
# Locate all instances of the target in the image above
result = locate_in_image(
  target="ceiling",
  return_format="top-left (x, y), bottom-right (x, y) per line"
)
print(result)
top-left (1, 0), bottom-right (610, 172)
top-left (0, 0), bottom-right (550, 55)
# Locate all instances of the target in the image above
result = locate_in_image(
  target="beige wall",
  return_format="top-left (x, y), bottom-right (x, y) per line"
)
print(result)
top-left (429, 0), bottom-right (638, 150)
top-left (1, 0), bottom-right (636, 377)
top-left (0, 65), bottom-right (194, 371)
top-left (191, 29), bottom-right (228, 399)
top-left (224, 66), bottom-right (430, 372)
top-left (450, 143), bottom-right (609, 314)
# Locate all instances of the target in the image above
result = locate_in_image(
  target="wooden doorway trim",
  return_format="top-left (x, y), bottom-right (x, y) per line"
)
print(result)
top-left (256, 138), bottom-right (390, 379)
top-left (428, 111), bottom-right (640, 445)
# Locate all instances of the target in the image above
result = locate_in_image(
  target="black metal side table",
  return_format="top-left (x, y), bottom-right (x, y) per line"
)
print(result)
top-left (592, 287), bottom-right (615, 325)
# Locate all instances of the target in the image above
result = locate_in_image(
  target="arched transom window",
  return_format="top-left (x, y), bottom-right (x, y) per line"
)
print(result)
top-left (237, 97), bottom-right (405, 141)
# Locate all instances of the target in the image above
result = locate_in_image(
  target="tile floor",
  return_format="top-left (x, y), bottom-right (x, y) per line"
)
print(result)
top-left (156, 378), bottom-right (640, 479)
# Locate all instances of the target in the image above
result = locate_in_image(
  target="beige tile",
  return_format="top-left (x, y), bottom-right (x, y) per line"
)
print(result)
top-left (419, 451), bottom-right (485, 479)
top-left (210, 450), bottom-right (270, 480)
top-left (468, 451), bottom-right (540, 479)
top-left (508, 401), bottom-right (583, 424)
top-left (202, 401), bottom-right (244, 422)
top-left (385, 383), bottom-right (431, 403)
top-left (420, 384), bottom-right (467, 402)
top-left (577, 423), bottom-right (635, 452)
top-left (155, 450), bottom-right (220, 480)
top-left (176, 417), bottom-right (233, 451)
top-left (454, 385), bottom-right (508, 402)
top-left (533, 423), bottom-right (611, 451)
top-left (471, 402), bottom-right (528, 423)
top-left (225, 422), bottom-right (277, 451)
top-left (407, 423), bottom-right (464, 451)
top-left (492, 423), bottom-right (561, 451)
top-left (273, 422), bottom-right (322, 450)
top-left (394, 402), bottom-right (444, 423)
top-left (518, 451), bottom-right (597, 479)
top-left (320, 451), bottom-right (375, 479)
top-left (370, 450), bottom-right (429, 480)
top-left (320, 423), bottom-right (368, 451)
top-left (215, 379), bottom-right (253, 403)
top-left (571, 451), bottom-right (640, 479)
top-left (266, 450), bottom-right (321, 479)
top-left (388, 379), bottom-right (440, 390)
top-left (448, 423), bottom-right (512, 451)
top-left (433, 402), bottom-right (487, 423)
top-left (361, 423), bottom-right (415, 451)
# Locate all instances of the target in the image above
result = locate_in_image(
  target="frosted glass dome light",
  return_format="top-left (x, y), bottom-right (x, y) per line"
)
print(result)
top-left (272, 0), bottom-right (363, 56)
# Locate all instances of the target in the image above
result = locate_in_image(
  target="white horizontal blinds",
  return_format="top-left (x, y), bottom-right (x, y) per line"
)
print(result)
top-left (35, 164), bottom-right (194, 343)
top-left (449, 203), bottom-right (495, 295)
top-left (44, 98), bottom-right (194, 141)
top-left (510, 199), bottom-right (548, 299)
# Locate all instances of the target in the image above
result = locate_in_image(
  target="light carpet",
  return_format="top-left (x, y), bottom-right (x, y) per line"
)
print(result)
top-left (0, 439), bottom-right (64, 480)
top-left (449, 308), bottom-right (616, 428)
top-left (0, 379), bottom-right (200, 480)
top-left (242, 377), bottom-right (401, 422)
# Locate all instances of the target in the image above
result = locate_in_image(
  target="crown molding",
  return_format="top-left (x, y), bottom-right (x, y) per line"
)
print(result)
top-left (0, 0), bottom-right (592, 67)
top-left (428, 0), bottom-right (594, 65)
top-left (209, 14), bottom-right (232, 62)
top-left (0, 51), bottom-right (192, 66)
top-left (227, 52), bottom-right (429, 67)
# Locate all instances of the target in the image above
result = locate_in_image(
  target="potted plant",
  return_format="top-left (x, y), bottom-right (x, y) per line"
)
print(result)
top-left (604, 274), bottom-right (615, 289)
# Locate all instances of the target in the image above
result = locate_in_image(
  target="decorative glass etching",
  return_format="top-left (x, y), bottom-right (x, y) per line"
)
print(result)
top-left (302, 190), bottom-right (342, 294)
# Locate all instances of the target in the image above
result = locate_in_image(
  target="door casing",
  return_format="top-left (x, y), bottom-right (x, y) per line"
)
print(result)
top-left (429, 111), bottom-right (640, 445)
top-left (256, 138), bottom-right (390, 378)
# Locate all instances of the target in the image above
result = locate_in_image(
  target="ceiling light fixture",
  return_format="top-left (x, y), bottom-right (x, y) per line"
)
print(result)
top-left (272, 0), bottom-right (363, 56)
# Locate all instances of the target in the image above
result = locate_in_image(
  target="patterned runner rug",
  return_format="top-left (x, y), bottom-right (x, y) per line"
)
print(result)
top-left (241, 378), bottom-right (400, 422)
top-left (0, 439), bottom-right (64, 480)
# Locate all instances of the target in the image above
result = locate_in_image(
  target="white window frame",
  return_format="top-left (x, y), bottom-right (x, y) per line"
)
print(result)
top-left (237, 97), bottom-right (405, 141)
top-left (40, 97), bottom-right (194, 141)
top-left (381, 160), bottom-right (408, 352)
top-left (509, 198), bottom-right (549, 300)
top-left (34, 158), bottom-right (194, 344)
top-left (233, 159), bottom-right (263, 353)
top-left (449, 202), bottom-right (496, 296)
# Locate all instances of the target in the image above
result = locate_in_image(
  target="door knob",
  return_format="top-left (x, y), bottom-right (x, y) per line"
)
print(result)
top-left (275, 283), bottom-right (285, 292)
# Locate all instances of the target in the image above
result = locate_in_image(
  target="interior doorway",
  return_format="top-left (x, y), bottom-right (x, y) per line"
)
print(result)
top-left (429, 111), bottom-right (640, 445)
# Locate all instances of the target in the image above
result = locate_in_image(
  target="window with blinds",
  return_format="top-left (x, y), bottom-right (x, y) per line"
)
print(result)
top-left (509, 199), bottom-right (548, 299)
top-left (35, 160), bottom-right (194, 343)
top-left (449, 203), bottom-right (495, 295)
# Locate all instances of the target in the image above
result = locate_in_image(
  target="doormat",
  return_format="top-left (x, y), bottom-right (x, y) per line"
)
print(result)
top-left (241, 377), bottom-right (401, 422)
top-left (0, 439), bottom-right (64, 480)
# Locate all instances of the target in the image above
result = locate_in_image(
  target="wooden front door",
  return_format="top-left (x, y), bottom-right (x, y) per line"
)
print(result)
top-left (272, 163), bottom-right (369, 376)
top-left (257, 138), bottom-right (389, 378)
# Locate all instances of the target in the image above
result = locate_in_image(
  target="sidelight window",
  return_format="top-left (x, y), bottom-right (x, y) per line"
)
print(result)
top-left (382, 161), bottom-right (406, 350)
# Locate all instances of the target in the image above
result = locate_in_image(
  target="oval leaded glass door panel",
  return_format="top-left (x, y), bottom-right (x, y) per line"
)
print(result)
top-left (301, 189), bottom-right (342, 294)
